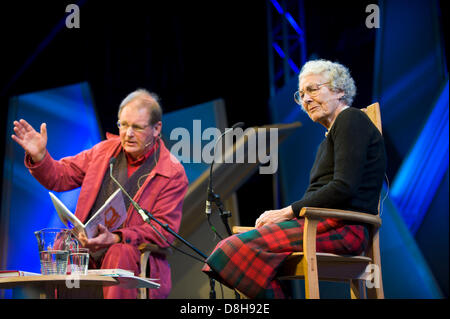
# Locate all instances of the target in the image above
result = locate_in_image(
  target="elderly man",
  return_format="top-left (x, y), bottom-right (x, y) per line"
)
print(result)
top-left (202, 60), bottom-right (386, 298)
top-left (12, 89), bottom-right (188, 299)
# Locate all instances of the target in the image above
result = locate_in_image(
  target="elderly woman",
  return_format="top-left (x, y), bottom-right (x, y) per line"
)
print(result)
top-left (202, 59), bottom-right (386, 298)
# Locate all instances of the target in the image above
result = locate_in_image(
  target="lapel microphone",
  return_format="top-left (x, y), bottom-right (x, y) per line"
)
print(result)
top-left (144, 133), bottom-right (161, 148)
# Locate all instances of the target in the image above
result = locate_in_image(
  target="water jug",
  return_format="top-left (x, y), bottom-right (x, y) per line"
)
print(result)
top-left (34, 228), bottom-right (79, 275)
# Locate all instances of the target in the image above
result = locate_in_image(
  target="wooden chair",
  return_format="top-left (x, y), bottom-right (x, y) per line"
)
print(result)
top-left (233, 103), bottom-right (384, 299)
top-left (137, 243), bottom-right (172, 299)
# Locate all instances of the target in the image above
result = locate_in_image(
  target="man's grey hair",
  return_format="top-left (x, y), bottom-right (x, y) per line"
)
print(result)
top-left (298, 59), bottom-right (356, 109)
top-left (118, 89), bottom-right (162, 125)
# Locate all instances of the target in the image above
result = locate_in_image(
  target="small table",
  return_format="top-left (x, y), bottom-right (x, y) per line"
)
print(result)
top-left (0, 274), bottom-right (150, 299)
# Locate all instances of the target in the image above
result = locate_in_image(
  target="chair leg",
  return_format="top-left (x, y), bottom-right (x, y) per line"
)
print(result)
top-left (366, 231), bottom-right (384, 299)
top-left (303, 262), bottom-right (320, 299)
top-left (366, 274), bottom-right (384, 299)
top-left (350, 279), bottom-right (367, 299)
top-left (139, 251), bottom-right (151, 299)
top-left (302, 218), bottom-right (320, 299)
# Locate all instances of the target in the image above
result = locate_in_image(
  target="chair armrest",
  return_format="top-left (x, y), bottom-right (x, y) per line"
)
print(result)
top-left (232, 207), bottom-right (381, 235)
top-left (300, 207), bottom-right (381, 228)
top-left (138, 243), bottom-right (173, 256)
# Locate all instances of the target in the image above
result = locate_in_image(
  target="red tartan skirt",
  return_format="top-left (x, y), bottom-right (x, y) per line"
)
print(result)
top-left (202, 218), bottom-right (368, 299)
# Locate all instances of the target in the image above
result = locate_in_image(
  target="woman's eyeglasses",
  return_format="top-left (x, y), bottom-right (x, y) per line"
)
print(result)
top-left (294, 82), bottom-right (330, 105)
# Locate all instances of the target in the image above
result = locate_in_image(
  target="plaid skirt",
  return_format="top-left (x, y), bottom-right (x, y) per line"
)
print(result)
top-left (202, 218), bottom-right (368, 299)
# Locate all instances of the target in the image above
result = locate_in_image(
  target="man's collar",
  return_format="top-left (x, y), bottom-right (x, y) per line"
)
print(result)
top-left (125, 143), bottom-right (156, 166)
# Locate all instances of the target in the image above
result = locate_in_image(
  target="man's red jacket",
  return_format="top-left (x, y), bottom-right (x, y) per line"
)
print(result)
top-left (25, 133), bottom-right (189, 298)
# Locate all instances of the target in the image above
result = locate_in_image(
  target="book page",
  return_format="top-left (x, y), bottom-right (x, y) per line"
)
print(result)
top-left (84, 188), bottom-right (127, 238)
top-left (49, 192), bottom-right (84, 232)
top-left (114, 275), bottom-right (160, 289)
top-left (88, 269), bottom-right (135, 276)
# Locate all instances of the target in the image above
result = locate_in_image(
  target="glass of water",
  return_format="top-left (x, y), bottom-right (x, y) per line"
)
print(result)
top-left (68, 248), bottom-right (89, 275)
top-left (39, 250), bottom-right (70, 275)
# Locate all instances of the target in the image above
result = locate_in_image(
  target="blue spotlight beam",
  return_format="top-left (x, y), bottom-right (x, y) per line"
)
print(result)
top-left (1, 83), bottom-right (101, 288)
top-left (391, 80), bottom-right (449, 233)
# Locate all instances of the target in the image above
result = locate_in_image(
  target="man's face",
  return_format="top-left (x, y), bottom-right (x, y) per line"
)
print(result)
top-left (118, 100), bottom-right (161, 159)
top-left (299, 73), bottom-right (344, 128)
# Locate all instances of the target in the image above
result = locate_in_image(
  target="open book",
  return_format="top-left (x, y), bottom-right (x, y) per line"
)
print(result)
top-left (49, 189), bottom-right (127, 238)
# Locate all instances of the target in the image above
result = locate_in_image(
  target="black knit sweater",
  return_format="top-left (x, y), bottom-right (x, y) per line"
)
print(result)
top-left (291, 107), bottom-right (386, 218)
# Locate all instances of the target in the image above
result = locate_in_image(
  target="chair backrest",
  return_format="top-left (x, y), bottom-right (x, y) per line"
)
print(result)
top-left (361, 102), bottom-right (383, 214)
top-left (361, 103), bottom-right (382, 134)
top-left (359, 103), bottom-right (385, 298)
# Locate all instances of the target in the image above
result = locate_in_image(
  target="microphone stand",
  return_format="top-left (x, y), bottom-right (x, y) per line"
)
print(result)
top-left (206, 122), bottom-right (244, 299)
top-left (207, 184), bottom-right (239, 300)
top-left (207, 190), bottom-right (233, 236)
top-left (206, 122), bottom-right (244, 237)
top-left (140, 207), bottom-right (208, 260)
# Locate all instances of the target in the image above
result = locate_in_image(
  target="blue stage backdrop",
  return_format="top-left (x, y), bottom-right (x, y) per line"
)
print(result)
top-left (1, 83), bottom-right (102, 297)
top-left (161, 99), bottom-right (227, 184)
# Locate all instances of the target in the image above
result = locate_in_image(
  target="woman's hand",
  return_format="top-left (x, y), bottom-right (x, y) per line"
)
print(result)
top-left (255, 206), bottom-right (295, 228)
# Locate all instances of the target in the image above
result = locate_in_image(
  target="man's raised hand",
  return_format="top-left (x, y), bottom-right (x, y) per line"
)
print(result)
top-left (11, 119), bottom-right (48, 163)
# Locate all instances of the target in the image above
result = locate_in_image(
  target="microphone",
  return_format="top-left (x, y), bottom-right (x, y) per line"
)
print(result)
top-left (109, 157), bottom-right (150, 223)
top-left (144, 133), bottom-right (161, 148)
top-left (205, 122), bottom-right (245, 215)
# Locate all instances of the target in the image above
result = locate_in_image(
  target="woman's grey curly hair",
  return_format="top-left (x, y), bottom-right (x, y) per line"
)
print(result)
top-left (298, 59), bottom-right (356, 109)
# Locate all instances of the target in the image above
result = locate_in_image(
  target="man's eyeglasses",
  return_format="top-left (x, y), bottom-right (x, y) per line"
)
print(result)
top-left (117, 121), bottom-right (150, 133)
top-left (294, 82), bottom-right (330, 105)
